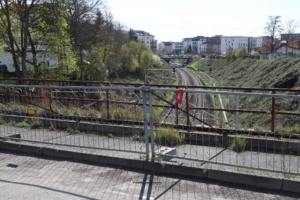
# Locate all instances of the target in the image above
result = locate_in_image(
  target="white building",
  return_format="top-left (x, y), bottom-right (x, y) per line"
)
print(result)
top-left (0, 47), bottom-right (58, 72)
top-left (221, 36), bottom-right (249, 54)
top-left (172, 42), bottom-right (184, 54)
top-left (134, 30), bottom-right (157, 50)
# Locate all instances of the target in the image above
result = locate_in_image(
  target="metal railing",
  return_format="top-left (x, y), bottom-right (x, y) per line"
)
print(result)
top-left (0, 83), bottom-right (299, 175)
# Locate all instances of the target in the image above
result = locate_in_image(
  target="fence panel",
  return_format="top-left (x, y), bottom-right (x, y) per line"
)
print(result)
top-left (0, 84), bottom-right (148, 157)
top-left (0, 83), bottom-right (299, 175)
top-left (149, 87), bottom-right (300, 175)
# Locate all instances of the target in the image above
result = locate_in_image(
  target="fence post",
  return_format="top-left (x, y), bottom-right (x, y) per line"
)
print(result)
top-left (47, 81), bottom-right (52, 112)
top-left (176, 104), bottom-right (179, 125)
top-left (142, 86), bottom-right (149, 160)
top-left (148, 90), bottom-right (155, 161)
top-left (235, 95), bottom-right (239, 129)
top-left (271, 91), bottom-right (276, 132)
top-left (186, 87), bottom-right (190, 126)
top-left (106, 83), bottom-right (110, 119)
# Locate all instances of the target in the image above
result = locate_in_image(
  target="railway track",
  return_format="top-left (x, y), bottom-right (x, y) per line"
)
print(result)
top-left (161, 67), bottom-right (215, 126)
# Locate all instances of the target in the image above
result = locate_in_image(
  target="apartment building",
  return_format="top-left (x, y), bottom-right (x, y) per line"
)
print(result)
top-left (221, 36), bottom-right (249, 54)
top-left (133, 30), bottom-right (157, 51)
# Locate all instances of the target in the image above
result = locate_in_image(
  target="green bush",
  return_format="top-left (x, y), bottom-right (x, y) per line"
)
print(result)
top-left (230, 135), bottom-right (247, 152)
top-left (31, 120), bottom-right (43, 129)
top-left (16, 120), bottom-right (31, 128)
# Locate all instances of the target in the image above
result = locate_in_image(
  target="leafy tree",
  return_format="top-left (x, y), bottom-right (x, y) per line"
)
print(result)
top-left (0, 0), bottom-right (76, 80)
top-left (234, 48), bottom-right (247, 58)
top-left (0, 0), bottom-right (33, 79)
top-left (83, 50), bottom-right (106, 81)
top-left (64, 0), bottom-right (102, 80)
top-left (226, 47), bottom-right (235, 61)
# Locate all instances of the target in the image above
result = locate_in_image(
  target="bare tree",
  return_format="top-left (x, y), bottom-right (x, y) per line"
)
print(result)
top-left (264, 16), bottom-right (282, 53)
top-left (281, 19), bottom-right (300, 54)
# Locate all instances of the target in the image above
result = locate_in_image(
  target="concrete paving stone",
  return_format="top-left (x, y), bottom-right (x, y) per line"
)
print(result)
top-left (0, 152), bottom-right (300, 200)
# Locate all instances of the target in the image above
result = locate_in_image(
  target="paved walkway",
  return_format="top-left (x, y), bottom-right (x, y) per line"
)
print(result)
top-left (0, 152), bottom-right (299, 200)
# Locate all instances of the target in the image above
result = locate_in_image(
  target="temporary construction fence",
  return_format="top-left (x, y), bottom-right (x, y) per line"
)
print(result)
top-left (0, 83), bottom-right (299, 175)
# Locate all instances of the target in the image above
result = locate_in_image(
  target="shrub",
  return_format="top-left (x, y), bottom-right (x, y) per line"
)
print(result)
top-left (230, 135), bottom-right (247, 152)
top-left (16, 120), bottom-right (31, 128)
top-left (31, 120), bottom-right (43, 129)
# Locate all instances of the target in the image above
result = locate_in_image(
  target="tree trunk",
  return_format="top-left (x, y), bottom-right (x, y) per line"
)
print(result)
top-left (28, 31), bottom-right (39, 78)
top-left (2, 0), bottom-right (21, 81)
top-left (79, 46), bottom-right (83, 80)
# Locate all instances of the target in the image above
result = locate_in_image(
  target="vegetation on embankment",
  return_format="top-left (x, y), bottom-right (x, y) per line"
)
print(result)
top-left (199, 56), bottom-right (300, 89)
top-left (187, 56), bottom-right (300, 132)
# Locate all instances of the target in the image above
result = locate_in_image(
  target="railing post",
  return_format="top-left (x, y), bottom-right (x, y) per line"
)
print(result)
top-left (235, 95), bottom-right (239, 129)
top-left (42, 80), bottom-right (48, 109)
top-left (148, 90), bottom-right (155, 161)
top-left (106, 83), bottom-right (110, 119)
top-left (271, 91), bottom-right (276, 132)
top-left (176, 103), bottom-right (179, 125)
top-left (142, 87), bottom-right (149, 160)
top-left (47, 81), bottom-right (52, 112)
top-left (185, 87), bottom-right (190, 126)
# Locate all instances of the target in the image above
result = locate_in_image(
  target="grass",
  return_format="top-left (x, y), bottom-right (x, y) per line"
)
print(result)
top-left (134, 134), bottom-right (144, 141)
top-left (66, 127), bottom-right (80, 134)
top-left (49, 124), bottom-right (56, 131)
top-left (230, 135), bottom-right (247, 152)
top-left (283, 171), bottom-right (296, 179)
top-left (139, 154), bottom-right (162, 161)
top-left (199, 56), bottom-right (300, 129)
top-left (152, 128), bottom-right (185, 146)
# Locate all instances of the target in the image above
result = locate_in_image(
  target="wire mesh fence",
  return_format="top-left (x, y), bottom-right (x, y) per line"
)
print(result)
top-left (0, 83), bottom-right (299, 175)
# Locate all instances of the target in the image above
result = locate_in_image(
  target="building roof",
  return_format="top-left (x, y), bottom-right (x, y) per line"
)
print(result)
top-left (163, 42), bottom-right (173, 46)
top-left (133, 30), bottom-right (154, 37)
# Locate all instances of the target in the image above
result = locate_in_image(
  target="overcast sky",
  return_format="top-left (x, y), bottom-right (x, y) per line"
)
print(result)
top-left (106, 0), bottom-right (300, 43)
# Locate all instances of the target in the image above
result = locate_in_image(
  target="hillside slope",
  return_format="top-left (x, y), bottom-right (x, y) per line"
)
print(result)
top-left (199, 56), bottom-right (300, 89)
top-left (188, 56), bottom-right (300, 132)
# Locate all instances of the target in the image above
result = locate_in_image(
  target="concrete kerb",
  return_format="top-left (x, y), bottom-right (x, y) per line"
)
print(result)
top-left (3, 115), bottom-right (144, 136)
top-left (207, 169), bottom-right (283, 190)
top-left (283, 179), bottom-right (300, 193)
top-left (2, 114), bottom-right (298, 154)
top-left (1, 141), bottom-right (300, 193)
